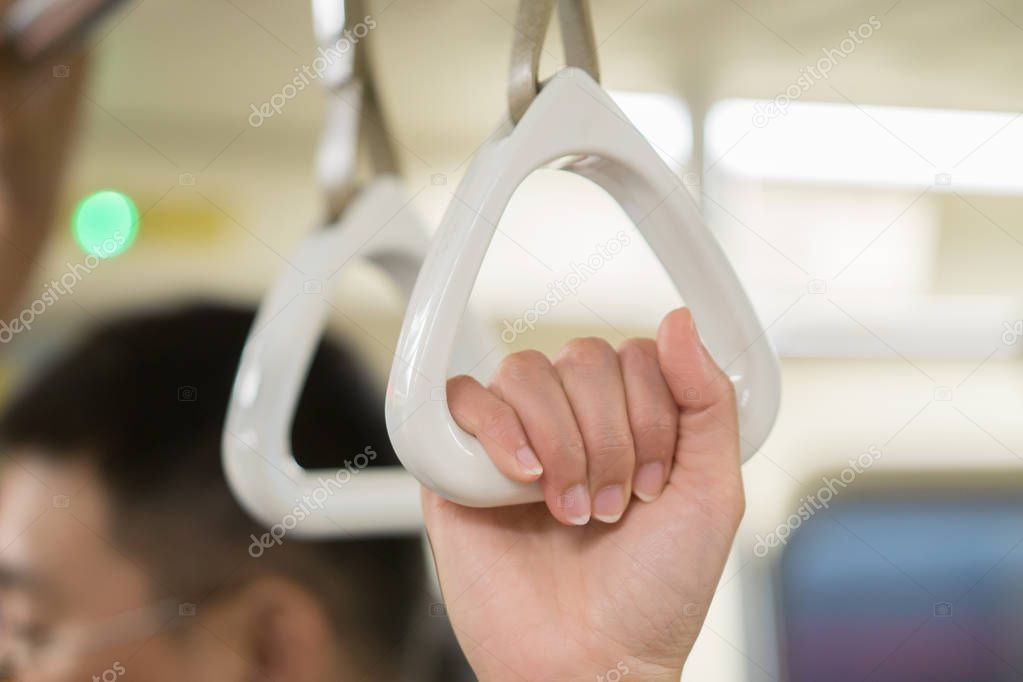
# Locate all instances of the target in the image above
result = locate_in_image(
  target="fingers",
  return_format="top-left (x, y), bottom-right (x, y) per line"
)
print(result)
top-left (490, 351), bottom-right (591, 525)
top-left (617, 338), bottom-right (678, 503)
top-left (447, 375), bottom-right (543, 483)
top-left (452, 308), bottom-right (740, 527)
top-left (656, 308), bottom-right (741, 484)
top-left (553, 338), bottom-right (635, 523)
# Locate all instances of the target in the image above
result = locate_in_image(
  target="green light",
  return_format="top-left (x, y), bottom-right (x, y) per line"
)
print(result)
top-left (72, 190), bottom-right (138, 259)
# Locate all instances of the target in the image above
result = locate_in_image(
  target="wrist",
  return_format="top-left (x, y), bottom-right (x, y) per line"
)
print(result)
top-left (472, 657), bottom-right (684, 682)
top-left (610, 658), bottom-right (683, 682)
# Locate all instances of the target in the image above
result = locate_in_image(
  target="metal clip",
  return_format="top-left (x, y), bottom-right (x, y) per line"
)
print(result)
top-left (508, 0), bottom-right (600, 123)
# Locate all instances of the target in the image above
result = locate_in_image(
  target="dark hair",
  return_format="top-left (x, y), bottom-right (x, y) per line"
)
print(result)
top-left (0, 302), bottom-right (429, 676)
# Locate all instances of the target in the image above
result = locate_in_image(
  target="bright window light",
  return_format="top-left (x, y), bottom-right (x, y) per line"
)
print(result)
top-left (706, 99), bottom-right (1023, 194)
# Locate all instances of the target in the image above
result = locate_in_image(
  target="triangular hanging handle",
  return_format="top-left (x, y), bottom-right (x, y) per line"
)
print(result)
top-left (223, 178), bottom-right (500, 536)
top-left (223, 0), bottom-right (504, 537)
top-left (386, 69), bottom-right (781, 507)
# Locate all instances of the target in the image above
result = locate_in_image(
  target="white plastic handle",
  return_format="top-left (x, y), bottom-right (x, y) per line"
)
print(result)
top-left (386, 68), bottom-right (782, 507)
top-left (223, 177), bottom-right (499, 536)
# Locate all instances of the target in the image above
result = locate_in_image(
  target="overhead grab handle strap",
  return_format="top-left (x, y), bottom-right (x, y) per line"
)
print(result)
top-left (313, 0), bottom-right (398, 220)
top-left (508, 0), bottom-right (600, 123)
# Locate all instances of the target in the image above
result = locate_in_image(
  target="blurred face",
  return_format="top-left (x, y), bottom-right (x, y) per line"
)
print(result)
top-left (0, 452), bottom-right (342, 682)
top-left (0, 453), bottom-right (194, 681)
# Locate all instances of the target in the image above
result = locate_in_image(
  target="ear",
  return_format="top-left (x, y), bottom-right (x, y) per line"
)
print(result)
top-left (193, 576), bottom-right (343, 682)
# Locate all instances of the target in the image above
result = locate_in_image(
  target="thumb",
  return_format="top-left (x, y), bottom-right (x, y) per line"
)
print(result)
top-left (656, 308), bottom-right (741, 479)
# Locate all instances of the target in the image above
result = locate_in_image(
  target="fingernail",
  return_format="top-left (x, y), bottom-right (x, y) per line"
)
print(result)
top-left (634, 462), bottom-right (665, 502)
top-left (515, 446), bottom-right (543, 477)
top-left (558, 484), bottom-right (591, 525)
top-left (593, 484), bottom-right (627, 523)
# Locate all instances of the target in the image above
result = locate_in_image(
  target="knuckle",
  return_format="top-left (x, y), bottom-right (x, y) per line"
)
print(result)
top-left (699, 375), bottom-right (738, 415)
top-left (637, 409), bottom-right (678, 434)
top-left (591, 426), bottom-right (633, 459)
top-left (723, 377), bottom-right (738, 404)
top-left (634, 411), bottom-right (678, 446)
top-left (727, 480), bottom-right (747, 522)
top-left (618, 337), bottom-right (656, 362)
top-left (706, 370), bottom-right (736, 405)
top-left (663, 364), bottom-right (701, 393)
top-left (497, 349), bottom-right (551, 383)
top-left (554, 435), bottom-right (587, 465)
top-left (557, 337), bottom-right (616, 370)
top-left (586, 428), bottom-right (635, 482)
top-left (480, 404), bottom-right (520, 443)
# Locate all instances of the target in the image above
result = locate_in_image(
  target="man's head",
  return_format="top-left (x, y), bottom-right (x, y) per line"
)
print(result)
top-left (0, 302), bottom-right (426, 681)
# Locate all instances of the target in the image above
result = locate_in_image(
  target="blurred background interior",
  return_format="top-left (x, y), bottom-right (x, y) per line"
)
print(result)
top-left (1, 0), bottom-right (1022, 679)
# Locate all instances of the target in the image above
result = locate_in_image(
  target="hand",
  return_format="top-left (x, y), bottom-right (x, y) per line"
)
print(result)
top-left (0, 13), bottom-right (89, 319)
top-left (424, 308), bottom-right (745, 681)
